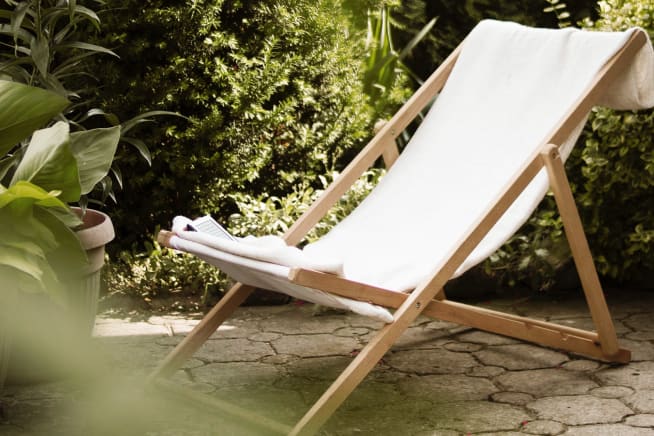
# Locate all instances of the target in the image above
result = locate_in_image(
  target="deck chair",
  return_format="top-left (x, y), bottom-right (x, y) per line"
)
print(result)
top-left (151, 20), bottom-right (654, 434)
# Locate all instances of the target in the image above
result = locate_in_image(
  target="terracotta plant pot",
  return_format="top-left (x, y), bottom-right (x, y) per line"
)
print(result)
top-left (70, 207), bottom-right (115, 333)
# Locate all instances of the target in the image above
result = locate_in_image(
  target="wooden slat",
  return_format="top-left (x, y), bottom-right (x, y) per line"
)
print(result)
top-left (289, 267), bottom-right (630, 362)
top-left (540, 145), bottom-right (620, 356)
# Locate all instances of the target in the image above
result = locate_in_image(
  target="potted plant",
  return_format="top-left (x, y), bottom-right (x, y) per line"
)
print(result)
top-left (0, 80), bottom-right (120, 386)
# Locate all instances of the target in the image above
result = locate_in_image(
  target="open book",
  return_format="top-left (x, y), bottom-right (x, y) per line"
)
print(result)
top-left (186, 215), bottom-right (236, 241)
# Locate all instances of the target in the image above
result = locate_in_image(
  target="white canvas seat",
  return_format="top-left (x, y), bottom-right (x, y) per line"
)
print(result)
top-left (153, 20), bottom-right (654, 435)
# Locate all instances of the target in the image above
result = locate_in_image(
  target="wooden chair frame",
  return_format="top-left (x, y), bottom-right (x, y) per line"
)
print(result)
top-left (150, 29), bottom-right (647, 435)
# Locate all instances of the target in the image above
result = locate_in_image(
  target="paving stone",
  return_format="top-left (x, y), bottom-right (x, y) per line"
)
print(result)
top-left (284, 356), bottom-right (352, 380)
top-left (325, 398), bottom-right (436, 436)
top-left (625, 413), bottom-right (654, 427)
top-left (191, 361), bottom-right (281, 387)
top-left (521, 419), bottom-right (566, 435)
top-left (473, 344), bottom-right (569, 370)
top-left (561, 424), bottom-right (654, 435)
top-left (414, 430), bottom-right (460, 436)
top-left (561, 359), bottom-right (600, 371)
top-left (263, 311), bottom-right (353, 334)
top-left (209, 323), bottom-right (260, 339)
top-left (596, 361), bottom-right (654, 390)
top-left (397, 374), bottom-right (498, 402)
top-left (625, 331), bottom-right (654, 341)
top-left (93, 319), bottom-right (169, 337)
top-left (619, 338), bottom-right (654, 361)
top-left (527, 395), bottom-right (632, 425)
top-left (273, 334), bottom-right (359, 357)
top-left (422, 401), bottom-right (530, 433)
top-left (624, 313), bottom-right (654, 331)
top-left (491, 391), bottom-right (534, 405)
top-left (211, 384), bottom-right (306, 423)
top-left (468, 365), bottom-right (505, 377)
top-left (515, 298), bottom-right (590, 320)
top-left (590, 385), bottom-right (634, 399)
top-left (624, 389), bottom-right (654, 413)
top-left (392, 326), bottom-right (450, 349)
top-left (194, 338), bottom-right (274, 362)
top-left (385, 348), bottom-right (477, 374)
top-left (332, 326), bottom-right (370, 337)
top-left (442, 341), bottom-right (483, 352)
top-left (496, 368), bottom-right (598, 396)
top-left (456, 330), bottom-right (520, 345)
top-left (247, 331), bottom-right (282, 342)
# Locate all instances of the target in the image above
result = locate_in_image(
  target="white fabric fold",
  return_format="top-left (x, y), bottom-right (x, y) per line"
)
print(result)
top-left (172, 216), bottom-right (344, 275)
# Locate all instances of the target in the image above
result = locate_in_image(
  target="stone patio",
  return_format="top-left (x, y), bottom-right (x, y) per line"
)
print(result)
top-left (1, 289), bottom-right (653, 435)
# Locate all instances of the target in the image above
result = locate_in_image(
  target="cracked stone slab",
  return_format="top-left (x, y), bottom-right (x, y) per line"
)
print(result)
top-left (590, 385), bottom-right (634, 399)
top-left (273, 334), bottom-right (359, 357)
top-left (325, 398), bottom-right (436, 436)
top-left (262, 311), bottom-right (353, 334)
top-left (397, 374), bottom-right (498, 402)
top-left (442, 341), bottom-right (483, 352)
top-left (521, 419), bottom-right (566, 435)
top-left (625, 389), bottom-right (654, 413)
top-left (385, 348), bottom-right (477, 374)
top-left (625, 413), bottom-right (654, 427)
top-left (191, 361), bottom-right (282, 387)
top-left (391, 326), bottom-right (451, 350)
top-left (623, 313), bottom-right (654, 331)
top-left (596, 361), bottom-right (654, 390)
top-left (422, 401), bottom-right (530, 433)
top-left (212, 384), bottom-right (306, 423)
top-left (491, 391), bottom-right (534, 405)
top-left (561, 424), bottom-right (654, 435)
top-left (473, 344), bottom-right (569, 370)
top-left (496, 368), bottom-right (598, 396)
top-left (467, 365), bottom-right (505, 377)
top-left (194, 338), bottom-right (274, 362)
top-left (560, 359), bottom-right (600, 371)
top-left (284, 355), bottom-right (352, 380)
top-left (527, 395), bottom-right (632, 425)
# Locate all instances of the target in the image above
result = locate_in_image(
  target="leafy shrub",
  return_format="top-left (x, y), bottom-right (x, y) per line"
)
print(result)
top-left (228, 168), bottom-right (385, 244)
top-left (104, 241), bottom-right (230, 311)
top-left (89, 0), bottom-right (377, 251)
top-left (572, 0), bottom-right (654, 280)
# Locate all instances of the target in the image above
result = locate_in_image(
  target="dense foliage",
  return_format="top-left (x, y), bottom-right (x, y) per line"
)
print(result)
top-left (574, 0), bottom-right (654, 281)
top-left (90, 0), bottom-right (376, 251)
top-left (95, 0), bottom-right (654, 305)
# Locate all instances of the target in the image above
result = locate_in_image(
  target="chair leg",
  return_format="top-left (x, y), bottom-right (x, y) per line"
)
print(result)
top-left (148, 283), bottom-right (255, 381)
top-left (541, 145), bottom-right (620, 357)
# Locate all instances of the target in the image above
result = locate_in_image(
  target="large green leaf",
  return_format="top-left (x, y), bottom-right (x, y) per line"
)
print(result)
top-left (0, 80), bottom-right (69, 156)
top-left (10, 121), bottom-right (81, 202)
top-left (69, 125), bottom-right (120, 195)
top-left (0, 182), bottom-right (86, 298)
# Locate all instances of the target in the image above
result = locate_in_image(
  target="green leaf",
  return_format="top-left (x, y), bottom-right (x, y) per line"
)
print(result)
top-left (120, 136), bottom-right (151, 165)
top-left (30, 36), bottom-right (50, 79)
top-left (10, 121), bottom-right (81, 202)
top-left (0, 80), bottom-right (69, 156)
top-left (58, 41), bottom-right (119, 58)
top-left (69, 125), bottom-right (120, 195)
